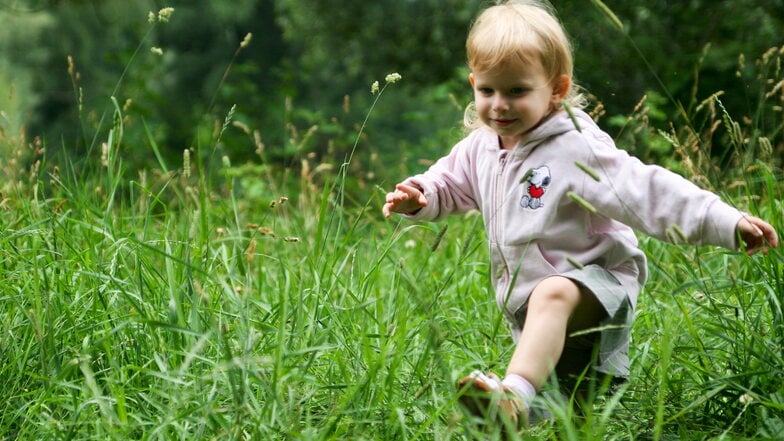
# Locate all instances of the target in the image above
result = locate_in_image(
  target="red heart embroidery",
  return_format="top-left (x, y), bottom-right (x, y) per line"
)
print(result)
top-left (529, 185), bottom-right (544, 198)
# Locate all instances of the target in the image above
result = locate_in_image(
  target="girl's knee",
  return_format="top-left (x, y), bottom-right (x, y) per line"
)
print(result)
top-left (529, 276), bottom-right (581, 310)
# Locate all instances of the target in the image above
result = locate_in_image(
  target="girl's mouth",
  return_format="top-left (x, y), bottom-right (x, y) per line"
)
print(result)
top-left (493, 118), bottom-right (516, 127)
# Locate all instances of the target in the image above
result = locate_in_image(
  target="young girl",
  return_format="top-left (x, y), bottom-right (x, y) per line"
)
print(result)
top-left (382, 0), bottom-right (778, 428)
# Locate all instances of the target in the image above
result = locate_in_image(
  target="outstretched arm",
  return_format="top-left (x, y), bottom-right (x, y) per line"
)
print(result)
top-left (737, 215), bottom-right (779, 255)
top-left (382, 183), bottom-right (428, 218)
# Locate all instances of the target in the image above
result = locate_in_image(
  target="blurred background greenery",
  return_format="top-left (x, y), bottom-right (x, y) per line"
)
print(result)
top-left (1, 0), bottom-right (782, 178)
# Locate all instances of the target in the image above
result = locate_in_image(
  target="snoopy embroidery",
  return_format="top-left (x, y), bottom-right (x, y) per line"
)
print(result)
top-left (520, 166), bottom-right (551, 209)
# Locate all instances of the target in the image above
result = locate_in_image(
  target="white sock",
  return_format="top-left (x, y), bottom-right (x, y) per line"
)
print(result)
top-left (502, 374), bottom-right (536, 404)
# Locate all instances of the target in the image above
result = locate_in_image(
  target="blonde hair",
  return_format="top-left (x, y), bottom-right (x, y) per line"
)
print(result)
top-left (464, 0), bottom-right (586, 128)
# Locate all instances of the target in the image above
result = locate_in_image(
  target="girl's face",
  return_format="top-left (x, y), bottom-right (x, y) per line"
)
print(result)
top-left (470, 61), bottom-right (568, 150)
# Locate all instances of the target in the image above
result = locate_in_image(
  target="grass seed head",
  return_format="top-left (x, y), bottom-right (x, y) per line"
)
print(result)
top-left (385, 73), bottom-right (402, 84)
top-left (240, 33), bottom-right (252, 49)
top-left (182, 149), bottom-right (191, 178)
top-left (566, 191), bottom-right (597, 214)
top-left (257, 227), bottom-right (275, 236)
top-left (157, 7), bottom-right (175, 23)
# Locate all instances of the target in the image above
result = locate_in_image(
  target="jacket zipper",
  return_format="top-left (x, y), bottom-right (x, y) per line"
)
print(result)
top-left (494, 153), bottom-right (507, 241)
top-left (494, 152), bottom-right (510, 311)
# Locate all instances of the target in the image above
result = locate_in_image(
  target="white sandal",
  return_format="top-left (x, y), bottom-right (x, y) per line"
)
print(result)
top-left (457, 370), bottom-right (529, 428)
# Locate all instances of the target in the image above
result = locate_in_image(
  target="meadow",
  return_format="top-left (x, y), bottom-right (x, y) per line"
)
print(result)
top-left (1, 9), bottom-right (783, 441)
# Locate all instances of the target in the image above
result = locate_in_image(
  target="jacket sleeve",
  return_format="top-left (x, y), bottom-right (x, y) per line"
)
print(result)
top-left (400, 138), bottom-right (480, 222)
top-left (575, 131), bottom-right (743, 250)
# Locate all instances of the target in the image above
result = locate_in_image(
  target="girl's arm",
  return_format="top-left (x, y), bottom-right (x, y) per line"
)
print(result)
top-left (383, 133), bottom-right (481, 221)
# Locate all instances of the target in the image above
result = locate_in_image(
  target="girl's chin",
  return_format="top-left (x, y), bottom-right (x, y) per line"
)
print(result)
top-left (492, 124), bottom-right (524, 137)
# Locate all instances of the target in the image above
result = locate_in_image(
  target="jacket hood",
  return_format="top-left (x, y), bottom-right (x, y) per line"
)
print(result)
top-left (512, 108), bottom-right (602, 157)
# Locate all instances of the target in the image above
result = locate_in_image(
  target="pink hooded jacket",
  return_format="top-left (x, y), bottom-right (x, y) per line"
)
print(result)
top-left (402, 109), bottom-right (744, 323)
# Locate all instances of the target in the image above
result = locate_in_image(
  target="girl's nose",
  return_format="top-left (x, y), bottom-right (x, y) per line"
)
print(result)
top-left (492, 94), bottom-right (509, 111)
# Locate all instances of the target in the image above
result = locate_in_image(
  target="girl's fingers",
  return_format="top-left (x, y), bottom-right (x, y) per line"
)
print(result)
top-left (749, 217), bottom-right (778, 247)
top-left (386, 191), bottom-right (407, 203)
top-left (383, 184), bottom-right (425, 218)
top-left (739, 216), bottom-right (779, 255)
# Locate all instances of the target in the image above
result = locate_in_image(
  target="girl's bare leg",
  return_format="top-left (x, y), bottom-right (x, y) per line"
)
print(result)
top-left (505, 276), bottom-right (606, 390)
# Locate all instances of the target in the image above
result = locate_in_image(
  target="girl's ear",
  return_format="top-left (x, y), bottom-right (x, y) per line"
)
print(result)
top-left (469, 73), bottom-right (476, 88)
top-left (550, 74), bottom-right (570, 105)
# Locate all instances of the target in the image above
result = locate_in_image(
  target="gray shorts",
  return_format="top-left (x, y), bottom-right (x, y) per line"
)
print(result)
top-left (512, 264), bottom-right (634, 378)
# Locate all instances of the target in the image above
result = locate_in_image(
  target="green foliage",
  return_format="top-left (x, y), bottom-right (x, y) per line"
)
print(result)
top-left (4, 0), bottom-right (782, 174)
top-left (1, 2), bottom-right (783, 439)
top-left (275, 0), bottom-right (476, 95)
top-left (1, 86), bottom-right (782, 438)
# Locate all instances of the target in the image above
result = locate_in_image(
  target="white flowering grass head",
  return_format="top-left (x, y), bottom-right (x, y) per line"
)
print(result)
top-left (182, 149), bottom-right (191, 179)
top-left (240, 33), bottom-right (253, 49)
top-left (157, 7), bottom-right (175, 23)
top-left (149, 7), bottom-right (175, 23)
top-left (371, 73), bottom-right (402, 94)
top-left (385, 73), bottom-right (402, 84)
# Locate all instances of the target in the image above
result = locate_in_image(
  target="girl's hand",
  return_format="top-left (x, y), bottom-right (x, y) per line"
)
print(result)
top-left (383, 183), bottom-right (428, 218)
top-left (737, 215), bottom-right (779, 255)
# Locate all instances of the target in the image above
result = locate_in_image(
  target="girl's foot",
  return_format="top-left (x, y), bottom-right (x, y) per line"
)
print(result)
top-left (457, 371), bottom-right (529, 428)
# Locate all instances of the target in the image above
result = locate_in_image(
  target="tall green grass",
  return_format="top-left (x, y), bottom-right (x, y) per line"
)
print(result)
top-left (1, 8), bottom-right (783, 441)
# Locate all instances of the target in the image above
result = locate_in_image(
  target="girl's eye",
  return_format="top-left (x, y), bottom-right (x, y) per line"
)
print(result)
top-left (479, 88), bottom-right (494, 95)
top-left (510, 87), bottom-right (528, 96)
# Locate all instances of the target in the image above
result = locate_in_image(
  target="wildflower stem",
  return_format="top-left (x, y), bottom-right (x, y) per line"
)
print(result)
top-left (208, 34), bottom-right (253, 114)
top-left (111, 26), bottom-right (156, 99)
top-left (336, 77), bottom-right (400, 205)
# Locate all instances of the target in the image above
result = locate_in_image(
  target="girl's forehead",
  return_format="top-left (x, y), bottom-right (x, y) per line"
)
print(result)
top-left (474, 60), bottom-right (547, 82)
top-left (471, 47), bottom-right (546, 72)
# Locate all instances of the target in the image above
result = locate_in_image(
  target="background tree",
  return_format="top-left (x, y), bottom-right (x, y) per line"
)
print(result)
top-left (2, 0), bottom-right (782, 172)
